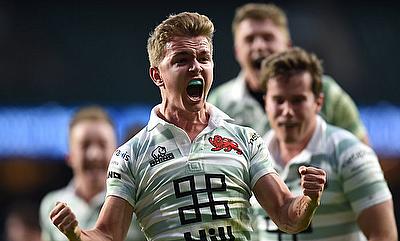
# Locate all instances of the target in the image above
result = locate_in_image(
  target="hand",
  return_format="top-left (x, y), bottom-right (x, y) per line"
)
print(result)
top-left (298, 166), bottom-right (326, 205)
top-left (50, 202), bottom-right (81, 241)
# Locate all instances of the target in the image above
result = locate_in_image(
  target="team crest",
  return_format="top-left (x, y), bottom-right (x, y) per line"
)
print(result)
top-left (208, 135), bottom-right (243, 155)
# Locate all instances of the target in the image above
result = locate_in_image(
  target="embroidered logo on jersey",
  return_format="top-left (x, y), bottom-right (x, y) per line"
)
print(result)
top-left (208, 135), bottom-right (243, 155)
top-left (150, 146), bottom-right (175, 167)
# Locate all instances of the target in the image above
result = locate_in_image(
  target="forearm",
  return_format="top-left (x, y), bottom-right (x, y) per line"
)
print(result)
top-left (277, 195), bottom-right (319, 234)
top-left (65, 226), bottom-right (113, 241)
top-left (79, 228), bottom-right (113, 241)
top-left (367, 237), bottom-right (397, 241)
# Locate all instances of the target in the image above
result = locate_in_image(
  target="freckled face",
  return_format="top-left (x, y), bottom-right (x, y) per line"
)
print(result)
top-left (155, 36), bottom-right (213, 113)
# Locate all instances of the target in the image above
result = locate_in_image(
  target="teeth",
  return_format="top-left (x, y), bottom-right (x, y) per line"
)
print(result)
top-left (188, 79), bottom-right (203, 86)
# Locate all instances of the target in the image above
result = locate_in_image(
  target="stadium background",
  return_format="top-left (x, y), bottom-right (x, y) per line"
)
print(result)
top-left (0, 0), bottom-right (399, 238)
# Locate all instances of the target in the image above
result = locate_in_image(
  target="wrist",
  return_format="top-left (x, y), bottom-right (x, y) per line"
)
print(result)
top-left (66, 226), bottom-right (81, 241)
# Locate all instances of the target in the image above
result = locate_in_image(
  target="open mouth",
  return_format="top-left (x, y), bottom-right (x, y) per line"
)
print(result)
top-left (251, 57), bottom-right (265, 70)
top-left (186, 79), bottom-right (204, 102)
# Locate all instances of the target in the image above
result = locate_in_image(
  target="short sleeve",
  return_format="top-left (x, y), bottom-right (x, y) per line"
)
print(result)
top-left (106, 143), bottom-right (137, 208)
top-left (247, 130), bottom-right (277, 188)
top-left (340, 143), bottom-right (392, 215)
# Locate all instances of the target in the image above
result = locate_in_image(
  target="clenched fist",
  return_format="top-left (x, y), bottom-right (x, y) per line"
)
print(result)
top-left (298, 166), bottom-right (326, 205)
top-left (50, 202), bottom-right (81, 241)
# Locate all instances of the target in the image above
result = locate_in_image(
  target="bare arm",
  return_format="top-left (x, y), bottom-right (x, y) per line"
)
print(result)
top-left (253, 166), bottom-right (326, 234)
top-left (50, 196), bottom-right (133, 241)
top-left (358, 199), bottom-right (398, 241)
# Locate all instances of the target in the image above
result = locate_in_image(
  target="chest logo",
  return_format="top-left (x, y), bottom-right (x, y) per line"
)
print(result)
top-left (208, 135), bottom-right (243, 155)
top-left (150, 146), bottom-right (175, 167)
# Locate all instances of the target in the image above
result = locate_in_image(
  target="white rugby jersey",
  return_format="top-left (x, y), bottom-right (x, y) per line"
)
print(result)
top-left (250, 116), bottom-right (391, 241)
top-left (107, 103), bottom-right (276, 241)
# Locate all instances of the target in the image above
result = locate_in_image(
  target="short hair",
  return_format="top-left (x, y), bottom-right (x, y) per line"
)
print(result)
top-left (260, 47), bottom-right (323, 97)
top-left (147, 12), bottom-right (215, 67)
top-left (232, 3), bottom-right (290, 41)
top-left (69, 106), bottom-right (114, 131)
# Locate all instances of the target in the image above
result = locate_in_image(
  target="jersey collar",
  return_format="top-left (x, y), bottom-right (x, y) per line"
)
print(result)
top-left (147, 103), bottom-right (233, 131)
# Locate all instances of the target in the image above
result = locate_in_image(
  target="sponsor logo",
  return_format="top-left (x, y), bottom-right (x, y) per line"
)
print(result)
top-left (183, 226), bottom-right (235, 241)
top-left (107, 171), bottom-right (121, 179)
top-left (114, 149), bottom-right (130, 162)
top-left (150, 146), bottom-right (175, 167)
top-left (249, 132), bottom-right (261, 145)
top-left (208, 135), bottom-right (243, 155)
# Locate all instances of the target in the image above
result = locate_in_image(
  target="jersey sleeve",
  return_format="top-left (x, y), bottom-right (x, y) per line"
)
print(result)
top-left (106, 143), bottom-right (138, 208)
top-left (339, 142), bottom-right (392, 215)
top-left (246, 130), bottom-right (277, 188)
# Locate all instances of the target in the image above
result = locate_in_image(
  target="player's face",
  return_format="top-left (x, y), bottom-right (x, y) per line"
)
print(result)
top-left (68, 120), bottom-right (116, 190)
top-left (265, 72), bottom-right (323, 144)
top-left (152, 36), bottom-right (213, 113)
top-left (234, 18), bottom-right (289, 90)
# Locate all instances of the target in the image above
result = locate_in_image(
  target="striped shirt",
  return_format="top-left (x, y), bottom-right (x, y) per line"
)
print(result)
top-left (106, 103), bottom-right (276, 241)
top-left (250, 116), bottom-right (391, 241)
top-left (208, 72), bottom-right (367, 140)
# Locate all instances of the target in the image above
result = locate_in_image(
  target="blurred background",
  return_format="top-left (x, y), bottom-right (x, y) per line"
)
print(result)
top-left (1, 0), bottom-right (399, 239)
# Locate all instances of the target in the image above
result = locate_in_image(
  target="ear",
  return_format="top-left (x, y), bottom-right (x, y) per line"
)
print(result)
top-left (149, 66), bottom-right (164, 87)
top-left (287, 39), bottom-right (293, 49)
top-left (65, 153), bottom-right (73, 168)
top-left (315, 93), bottom-right (324, 113)
top-left (233, 43), bottom-right (239, 61)
top-left (263, 93), bottom-right (268, 112)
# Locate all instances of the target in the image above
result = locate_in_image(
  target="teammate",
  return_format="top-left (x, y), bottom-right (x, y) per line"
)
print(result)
top-left (253, 47), bottom-right (397, 240)
top-left (48, 12), bottom-right (326, 241)
top-left (208, 3), bottom-right (369, 144)
top-left (40, 106), bottom-right (145, 241)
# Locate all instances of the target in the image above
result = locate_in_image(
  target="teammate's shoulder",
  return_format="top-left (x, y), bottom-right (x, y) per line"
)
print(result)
top-left (325, 123), bottom-right (360, 147)
top-left (322, 74), bottom-right (343, 92)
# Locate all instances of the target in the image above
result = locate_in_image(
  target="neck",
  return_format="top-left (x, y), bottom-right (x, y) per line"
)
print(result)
top-left (74, 178), bottom-right (103, 203)
top-left (158, 104), bottom-right (209, 141)
top-left (245, 71), bottom-right (263, 92)
top-left (278, 141), bottom-right (308, 166)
